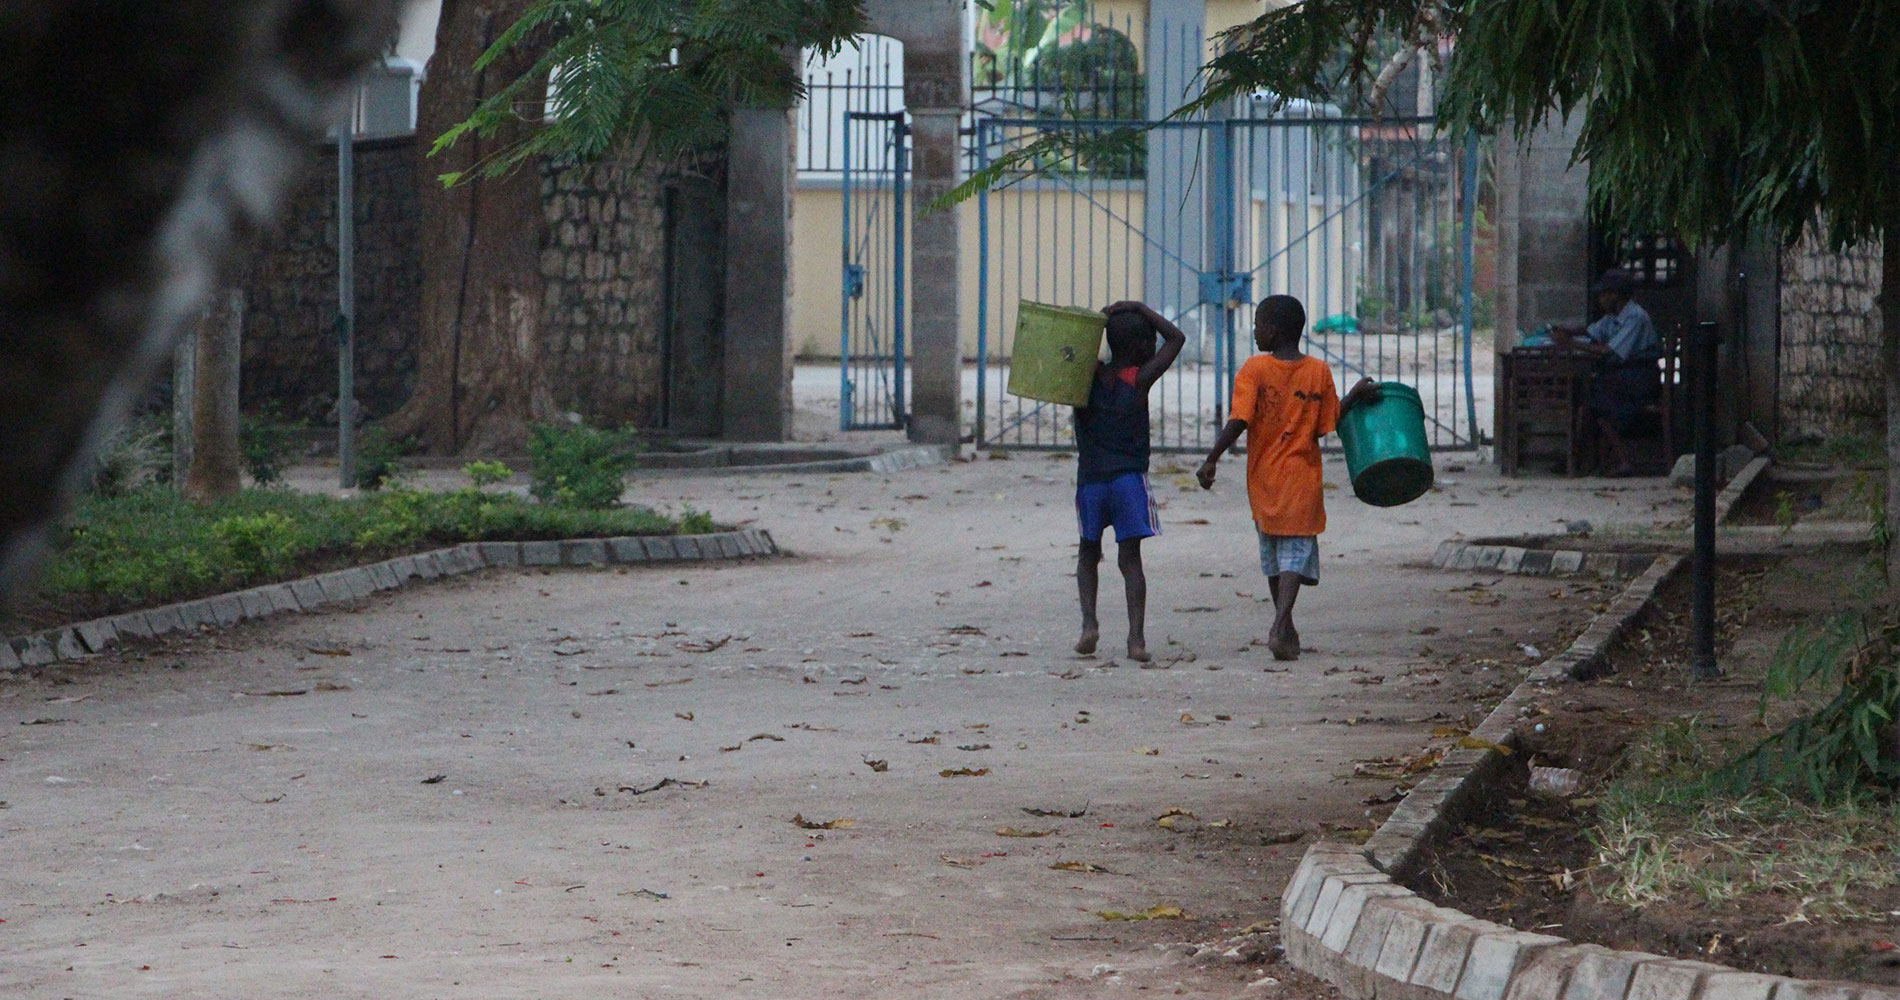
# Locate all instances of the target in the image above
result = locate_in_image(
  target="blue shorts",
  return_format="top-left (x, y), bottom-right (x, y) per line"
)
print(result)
top-left (1076, 473), bottom-right (1160, 543)
top-left (1258, 533), bottom-right (1319, 585)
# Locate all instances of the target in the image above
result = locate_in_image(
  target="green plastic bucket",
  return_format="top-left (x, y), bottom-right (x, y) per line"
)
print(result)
top-left (1008, 301), bottom-right (1106, 407)
top-left (1337, 381), bottom-right (1434, 507)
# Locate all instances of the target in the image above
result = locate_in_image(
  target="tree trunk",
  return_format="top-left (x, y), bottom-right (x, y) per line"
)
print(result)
top-left (1884, 222), bottom-right (1900, 591)
top-left (184, 290), bottom-right (244, 501)
top-left (386, 0), bottom-right (554, 456)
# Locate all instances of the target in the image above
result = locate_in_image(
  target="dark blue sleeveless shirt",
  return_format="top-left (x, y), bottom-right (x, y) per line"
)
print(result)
top-left (1074, 365), bottom-right (1149, 485)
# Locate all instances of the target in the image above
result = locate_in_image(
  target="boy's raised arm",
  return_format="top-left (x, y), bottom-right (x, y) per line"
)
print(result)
top-left (1196, 419), bottom-right (1247, 489)
top-left (1106, 301), bottom-right (1186, 393)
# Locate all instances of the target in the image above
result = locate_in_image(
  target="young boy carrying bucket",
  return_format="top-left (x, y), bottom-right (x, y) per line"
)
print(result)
top-left (1072, 301), bottom-right (1185, 662)
top-left (1196, 295), bottom-right (1377, 661)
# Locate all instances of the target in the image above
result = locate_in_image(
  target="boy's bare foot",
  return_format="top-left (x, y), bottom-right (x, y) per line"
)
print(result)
top-left (1267, 627), bottom-right (1300, 662)
top-left (1074, 628), bottom-right (1100, 655)
top-left (1127, 640), bottom-right (1151, 662)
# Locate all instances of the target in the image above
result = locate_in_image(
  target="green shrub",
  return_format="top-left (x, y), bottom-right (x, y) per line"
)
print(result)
top-left (528, 422), bottom-right (633, 508)
top-left (353, 427), bottom-right (414, 491)
top-left (240, 403), bottom-right (302, 486)
top-left (677, 505), bottom-right (715, 534)
top-left (33, 485), bottom-right (687, 612)
top-left (462, 460), bottom-right (513, 487)
top-left (90, 419), bottom-right (169, 497)
top-left (210, 511), bottom-right (301, 578)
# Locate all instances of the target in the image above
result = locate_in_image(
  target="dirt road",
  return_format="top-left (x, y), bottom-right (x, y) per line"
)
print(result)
top-left (0, 456), bottom-right (1679, 998)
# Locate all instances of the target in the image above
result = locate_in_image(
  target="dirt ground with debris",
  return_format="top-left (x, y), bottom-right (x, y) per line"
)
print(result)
top-left (0, 456), bottom-right (1682, 998)
top-left (1411, 551), bottom-right (1900, 986)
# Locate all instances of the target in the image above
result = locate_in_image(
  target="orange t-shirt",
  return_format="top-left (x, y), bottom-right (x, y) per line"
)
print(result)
top-left (1229, 354), bottom-right (1340, 536)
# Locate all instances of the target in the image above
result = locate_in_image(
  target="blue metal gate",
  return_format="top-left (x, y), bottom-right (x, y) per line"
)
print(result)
top-left (839, 111), bottom-right (908, 431)
top-left (971, 103), bottom-right (1480, 453)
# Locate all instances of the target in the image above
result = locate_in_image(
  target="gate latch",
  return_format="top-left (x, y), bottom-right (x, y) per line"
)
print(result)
top-left (845, 264), bottom-right (866, 301)
top-left (1197, 270), bottom-right (1253, 310)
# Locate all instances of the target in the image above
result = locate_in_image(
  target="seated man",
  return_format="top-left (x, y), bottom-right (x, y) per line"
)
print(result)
top-left (1551, 269), bottom-right (1661, 477)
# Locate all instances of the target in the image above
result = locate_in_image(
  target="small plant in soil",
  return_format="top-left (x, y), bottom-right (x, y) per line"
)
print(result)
top-left (240, 402), bottom-right (302, 486)
top-left (528, 421), bottom-right (634, 509)
top-left (462, 460), bottom-right (513, 488)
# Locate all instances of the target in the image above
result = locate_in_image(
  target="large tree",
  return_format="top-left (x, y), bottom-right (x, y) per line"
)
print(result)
top-left (390, 0), bottom-right (864, 454)
top-left (1194, 0), bottom-right (1900, 581)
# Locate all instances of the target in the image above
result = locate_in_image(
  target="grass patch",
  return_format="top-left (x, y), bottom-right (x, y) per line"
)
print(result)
top-left (30, 486), bottom-right (709, 618)
top-left (1590, 717), bottom-right (1899, 923)
top-left (1776, 433), bottom-right (1884, 469)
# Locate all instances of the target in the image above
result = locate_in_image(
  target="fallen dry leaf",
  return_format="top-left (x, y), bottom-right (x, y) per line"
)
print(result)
top-left (1131, 747), bottom-right (1160, 756)
top-left (1023, 805), bottom-right (1089, 818)
top-left (1456, 736), bottom-right (1513, 755)
top-left (939, 767), bottom-right (989, 778)
top-left (644, 677), bottom-right (694, 688)
top-left (305, 646), bottom-right (351, 657)
top-left (791, 814), bottom-right (855, 830)
top-left (957, 743), bottom-right (991, 752)
top-left (676, 636), bottom-right (732, 654)
top-left (1050, 861), bottom-right (1115, 874)
top-left (674, 712), bottom-right (695, 722)
top-left (906, 736), bottom-right (940, 744)
top-left (994, 827), bottom-right (1055, 838)
top-left (1097, 904), bottom-right (1186, 921)
top-left (746, 733), bottom-right (785, 743)
top-left (862, 758), bottom-right (889, 772)
top-left (940, 855), bottom-right (979, 868)
top-left (314, 681), bottom-right (351, 692)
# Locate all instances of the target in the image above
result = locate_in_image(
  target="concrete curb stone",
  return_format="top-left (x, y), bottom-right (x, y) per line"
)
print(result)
top-left (110, 612), bottom-right (154, 640)
top-left (17, 633), bottom-right (57, 666)
top-left (289, 578), bottom-right (326, 611)
top-left (521, 540), bottom-right (562, 566)
top-left (561, 539), bottom-right (609, 567)
top-left (3, 531), bottom-right (784, 671)
top-left (75, 618), bottom-right (118, 654)
top-left (236, 589), bottom-right (275, 620)
top-left (476, 542), bottom-right (522, 567)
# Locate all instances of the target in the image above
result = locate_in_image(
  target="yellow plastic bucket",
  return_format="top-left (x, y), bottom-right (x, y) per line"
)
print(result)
top-left (1008, 301), bottom-right (1106, 407)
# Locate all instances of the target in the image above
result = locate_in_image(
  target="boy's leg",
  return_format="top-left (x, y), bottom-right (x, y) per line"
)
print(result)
top-left (1269, 571), bottom-right (1303, 660)
top-left (1076, 539), bottom-right (1103, 654)
top-left (1117, 538), bottom-right (1148, 662)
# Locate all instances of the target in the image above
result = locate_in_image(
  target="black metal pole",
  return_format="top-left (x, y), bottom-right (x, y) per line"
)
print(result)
top-left (1691, 320), bottom-right (1721, 679)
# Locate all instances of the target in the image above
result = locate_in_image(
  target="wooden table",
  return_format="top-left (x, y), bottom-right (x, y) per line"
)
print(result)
top-left (1500, 348), bottom-right (1598, 476)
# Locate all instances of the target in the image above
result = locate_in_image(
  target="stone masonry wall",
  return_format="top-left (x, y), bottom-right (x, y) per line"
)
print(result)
top-left (1778, 232), bottom-right (1883, 439)
top-left (241, 137), bottom-right (699, 432)
top-left (241, 136), bottom-right (419, 423)
top-left (538, 152), bottom-right (668, 429)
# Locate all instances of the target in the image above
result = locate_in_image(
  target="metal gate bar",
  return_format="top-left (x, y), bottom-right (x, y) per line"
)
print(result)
top-left (840, 110), bottom-right (907, 431)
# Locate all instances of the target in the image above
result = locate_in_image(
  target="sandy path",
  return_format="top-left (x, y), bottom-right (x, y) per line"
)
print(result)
top-left (0, 458), bottom-right (1679, 998)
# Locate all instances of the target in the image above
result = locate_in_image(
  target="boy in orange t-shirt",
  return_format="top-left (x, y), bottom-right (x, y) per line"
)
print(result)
top-left (1196, 295), bottom-right (1376, 661)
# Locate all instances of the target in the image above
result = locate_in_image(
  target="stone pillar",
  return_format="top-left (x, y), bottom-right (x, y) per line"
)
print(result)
top-left (1494, 116), bottom-right (1590, 447)
top-left (904, 52), bottom-right (966, 444)
top-left (722, 99), bottom-right (797, 441)
top-left (866, 0), bottom-right (966, 445)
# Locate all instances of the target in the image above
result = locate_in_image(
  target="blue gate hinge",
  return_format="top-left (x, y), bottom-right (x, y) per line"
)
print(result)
top-left (1197, 270), bottom-right (1253, 309)
top-left (844, 264), bottom-right (866, 300)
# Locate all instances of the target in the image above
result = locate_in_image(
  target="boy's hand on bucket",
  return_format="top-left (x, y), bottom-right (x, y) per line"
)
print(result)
top-left (1195, 459), bottom-right (1218, 490)
top-left (1344, 377), bottom-right (1381, 410)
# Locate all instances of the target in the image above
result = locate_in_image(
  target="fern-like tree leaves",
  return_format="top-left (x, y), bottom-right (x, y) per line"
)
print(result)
top-left (436, 0), bottom-right (865, 183)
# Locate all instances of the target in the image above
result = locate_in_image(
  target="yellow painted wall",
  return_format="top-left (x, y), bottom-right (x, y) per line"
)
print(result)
top-left (792, 182), bottom-right (1149, 359)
